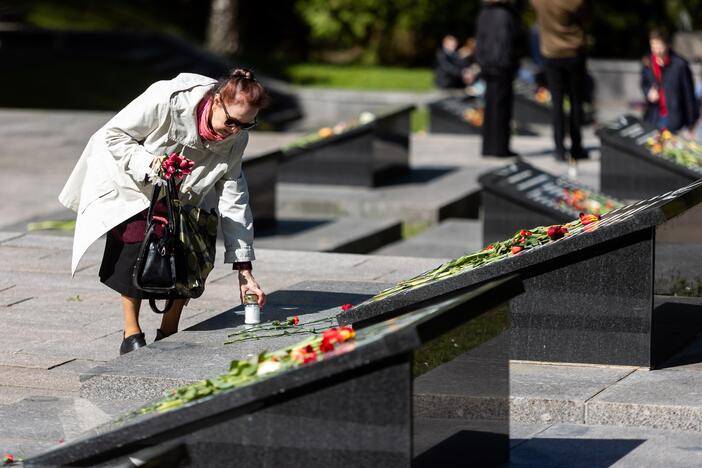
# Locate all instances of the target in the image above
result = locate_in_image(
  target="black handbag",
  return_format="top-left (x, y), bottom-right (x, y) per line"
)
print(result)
top-left (132, 179), bottom-right (217, 313)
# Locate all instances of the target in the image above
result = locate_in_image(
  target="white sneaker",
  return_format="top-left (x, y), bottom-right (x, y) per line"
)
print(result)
top-left (567, 159), bottom-right (578, 179)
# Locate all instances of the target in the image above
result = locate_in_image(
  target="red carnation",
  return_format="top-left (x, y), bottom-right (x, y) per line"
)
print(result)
top-left (291, 344), bottom-right (317, 364)
top-left (319, 338), bottom-right (335, 352)
top-left (340, 303), bottom-right (353, 311)
top-left (547, 225), bottom-right (568, 240)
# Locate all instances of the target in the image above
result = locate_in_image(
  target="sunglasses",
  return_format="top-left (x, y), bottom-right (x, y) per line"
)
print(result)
top-left (218, 94), bottom-right (258, 130)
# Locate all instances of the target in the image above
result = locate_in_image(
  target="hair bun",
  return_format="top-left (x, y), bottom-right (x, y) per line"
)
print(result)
top-left (231, 68), bottom-right (254, 80)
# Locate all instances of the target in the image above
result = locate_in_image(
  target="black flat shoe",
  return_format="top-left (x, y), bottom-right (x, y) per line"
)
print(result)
top-left (155, 329), bottom-right (175, 342)
top-left (120, 332), bottom-right (146, 355)
top-left (570, 149), bottom-right (590, 160)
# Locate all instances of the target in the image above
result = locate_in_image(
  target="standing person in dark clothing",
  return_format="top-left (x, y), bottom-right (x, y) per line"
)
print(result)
top-left (435, 35), bottom-right (468, 89)
top-left (641, 29), bottom-right (699, 134)
top-left (531, 0), bottom-right (589, 162)
top-left (475, 0), bottom-right (518, 157)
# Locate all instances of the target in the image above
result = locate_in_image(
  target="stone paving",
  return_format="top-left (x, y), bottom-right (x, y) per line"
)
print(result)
top-left (2, 109), bottom-right (702, 466)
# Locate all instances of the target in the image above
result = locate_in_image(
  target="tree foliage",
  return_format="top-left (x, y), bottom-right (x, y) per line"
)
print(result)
top-left (295, 0), bottom-right (702, 65)
top-left (296, 0), bottom-right (483, 65)
top-left (5, 0), bottom-right (702, 66)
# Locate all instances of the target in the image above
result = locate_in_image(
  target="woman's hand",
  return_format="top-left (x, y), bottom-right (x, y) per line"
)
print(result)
top-left (647, 87), bottom-right (659, 103)
top-left (238, 270), bottom-right (266, 307)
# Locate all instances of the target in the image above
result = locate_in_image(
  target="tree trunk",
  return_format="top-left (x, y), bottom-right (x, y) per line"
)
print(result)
top-left (206, 0), bottom-right (239, 56)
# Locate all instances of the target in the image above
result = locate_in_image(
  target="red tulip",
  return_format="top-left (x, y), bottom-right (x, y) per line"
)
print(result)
top-left (292, 316), bottom-right (299, 326)
top-left (338, 326), bottom-right (355, 342)
top-left (579, 213), bottom-right (601, 225)
top-left (511, 246), bottom-right (523, 254)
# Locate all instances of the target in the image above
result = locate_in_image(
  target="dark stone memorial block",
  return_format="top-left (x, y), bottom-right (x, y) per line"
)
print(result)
top-left (428, 96), bottom-right (535, 136)
top-left (597, 115), bottom-right (702, 200)
top-left (278, 106), bottom-right (414, 187)
top-left (26, 278), bottom-right (521, 468)
top-left (242, 150), bottom-right (280, 228)
top-left (478, 160), bottom-right (623, 244)
top-left (513, 80), bottom-right (556, 126)
top-left (428, 96), bottom-right (483, 135)
top-left (344, 179), bottom-right (702, 367)
top-left (512, 80), bottom-right (594, 128)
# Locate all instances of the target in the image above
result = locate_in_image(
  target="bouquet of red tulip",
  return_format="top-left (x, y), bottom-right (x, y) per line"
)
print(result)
top-left (149, 152), bottom-right (195, 186)
top-left (161, 152), bottom-right (194, 180)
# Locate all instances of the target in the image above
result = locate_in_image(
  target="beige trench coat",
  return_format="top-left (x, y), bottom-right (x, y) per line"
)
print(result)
top-left (59, 73), bottom-right (255, 275)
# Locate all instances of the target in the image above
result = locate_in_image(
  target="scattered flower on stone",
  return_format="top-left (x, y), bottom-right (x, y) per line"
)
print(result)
top-left (321, 326), bottom-right (356, 348)
top-left (579, 213), bottom-right (601, 225)
top-left (256, 359), bottom-right (283, 377)
top-left (285, 112), bottom-right (376, 150)
top-left (358, 111), bottom-right (376, 125)
top-left (318, 127), bottom-right (334, 138)
top-left (136, 322), bottom-right (361, 417)
top-left (644, 128), bottom-right (702, 168)
top-left (340, 303), bottom-right (353, 311)
top-left (338, 326), bottom-right (355, 342)
top-left (547, 225), bottom-right (568, 240)
top-left (291, 344), bottom-right (317, 364)
top-left (319, 338), bottom-right (335, 352)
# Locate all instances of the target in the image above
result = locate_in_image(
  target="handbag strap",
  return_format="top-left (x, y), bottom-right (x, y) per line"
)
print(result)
top-left (149, 298), bottom-right (174, 314)
top-left (146, 181), bottom-right (177, 233)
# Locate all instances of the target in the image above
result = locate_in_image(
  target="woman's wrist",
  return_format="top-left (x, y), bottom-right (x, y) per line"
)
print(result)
top-left (233, 261), bottom-right (252, 272)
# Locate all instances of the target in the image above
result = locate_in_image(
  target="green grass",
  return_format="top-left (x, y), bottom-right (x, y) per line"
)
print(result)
top-left (401, 220), bottom-right (432, 239)
top-left (27, 220), bottom-right (76, 232)
top-left (413, 304), bottom-right (509, 377)
top-left (15, 0), bottom-right (186, 35)
top-left (411, 107), bottom-right (429, 133)
top-left (284, 63), bottom-right (434, 91)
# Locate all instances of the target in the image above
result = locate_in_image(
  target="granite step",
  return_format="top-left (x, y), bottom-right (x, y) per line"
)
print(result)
top-left (508, 422), bottom-right (702, 467)
top-left (414, 332), bottom-right (702, 433)
top-left (0, 395), bottom-right (139, 460)
top-left (255, 216), bottom-right (402, 254)
top-left (276, 166), bottom-right (485, 225)
top-left (372, 218), bottom-right (483, 258)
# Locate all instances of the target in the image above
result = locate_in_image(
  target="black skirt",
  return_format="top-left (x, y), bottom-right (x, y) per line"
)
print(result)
top-left (99, 219), bottom-right (184, 301)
